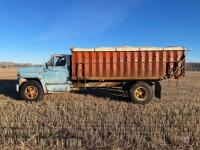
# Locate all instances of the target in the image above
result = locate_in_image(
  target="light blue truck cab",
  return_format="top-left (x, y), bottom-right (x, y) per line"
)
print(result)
top-left (16, 54), bottom-right (72, 101)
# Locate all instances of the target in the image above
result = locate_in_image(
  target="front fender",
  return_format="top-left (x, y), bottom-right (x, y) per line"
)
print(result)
top-left (18, 77), bottom-right (28, 86)
top-left (18, 76), bottom-right (48, 94)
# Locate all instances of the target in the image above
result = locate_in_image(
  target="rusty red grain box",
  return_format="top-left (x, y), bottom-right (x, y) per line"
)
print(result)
top-left (71, 46), bottom-right (186, 81)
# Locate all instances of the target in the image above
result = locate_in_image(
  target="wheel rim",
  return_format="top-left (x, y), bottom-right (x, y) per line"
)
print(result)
top-left (24, 86), bottom-right (38, 100)
top-left (134, 87), bottom-right (147, 101)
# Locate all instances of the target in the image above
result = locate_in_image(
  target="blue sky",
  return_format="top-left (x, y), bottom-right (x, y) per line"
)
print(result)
top-left (0, 0), bottom-right (199, 64)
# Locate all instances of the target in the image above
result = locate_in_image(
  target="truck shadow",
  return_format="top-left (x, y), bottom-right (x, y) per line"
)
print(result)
top-left (74, 88), bottom-right (130, 102)
top-left (0, 80), bottom-right (19, 100)
top-left (0, 80), bottom-right (129, 102)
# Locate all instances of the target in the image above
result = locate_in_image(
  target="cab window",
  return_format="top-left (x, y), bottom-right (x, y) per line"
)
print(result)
top-left (55, 56), bottom-right (66, 66)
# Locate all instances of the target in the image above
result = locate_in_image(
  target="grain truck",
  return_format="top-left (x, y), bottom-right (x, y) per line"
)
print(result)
top-left (16, 46), bottom-right (186, 104)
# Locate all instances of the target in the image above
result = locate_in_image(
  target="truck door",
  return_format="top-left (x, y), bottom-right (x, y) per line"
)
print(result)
top-left (43, 55), bottom-right (70, 87)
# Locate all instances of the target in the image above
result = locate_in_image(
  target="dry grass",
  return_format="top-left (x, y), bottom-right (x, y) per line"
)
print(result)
top-left (0, 68), bottom-right (17, 79)
top-left (0, 68), bottom-right (200, 149)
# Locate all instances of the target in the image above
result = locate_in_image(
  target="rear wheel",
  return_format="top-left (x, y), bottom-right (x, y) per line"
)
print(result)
top-left (129, 82), bottom-right (153, 104)
top-left (20, 80), bottom-right (44, 101)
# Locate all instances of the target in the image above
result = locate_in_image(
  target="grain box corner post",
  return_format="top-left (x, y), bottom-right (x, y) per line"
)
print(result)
top-left (71, 46), bottom-right (186, 104)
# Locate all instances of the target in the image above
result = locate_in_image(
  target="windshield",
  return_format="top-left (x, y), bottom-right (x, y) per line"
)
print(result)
top-left (47, 56), bottom-right (54, 66)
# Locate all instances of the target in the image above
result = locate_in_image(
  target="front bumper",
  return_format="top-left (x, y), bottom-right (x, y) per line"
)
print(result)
top-left (16, 84), bottom-right (19, 93)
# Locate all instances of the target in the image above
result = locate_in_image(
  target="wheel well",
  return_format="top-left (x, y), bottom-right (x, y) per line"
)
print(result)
top-left (123, 80), bottom-right (154, 89)
top-left (20, 78), bottom-right (43, 89)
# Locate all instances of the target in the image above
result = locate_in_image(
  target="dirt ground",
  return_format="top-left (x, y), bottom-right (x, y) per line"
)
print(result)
top-left (0, 68), bottom-right (200, 149)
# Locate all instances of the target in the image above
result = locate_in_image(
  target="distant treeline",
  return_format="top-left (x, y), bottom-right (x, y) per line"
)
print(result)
top-left (0, 62), bottom-right (34, 68)
top-left (186, 63), bottom-right (200, 71)
top-left (0, 62), bottom-right (200, 71)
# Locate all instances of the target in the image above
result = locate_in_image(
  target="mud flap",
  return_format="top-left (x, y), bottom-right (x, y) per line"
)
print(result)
top-left (155, 81), bottom-right (161, 99)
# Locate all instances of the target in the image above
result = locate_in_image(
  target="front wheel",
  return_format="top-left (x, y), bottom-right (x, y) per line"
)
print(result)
top-left (20, 80), bottom-right (44, 101)
top-left (129, 82), bottom-right (153, 104)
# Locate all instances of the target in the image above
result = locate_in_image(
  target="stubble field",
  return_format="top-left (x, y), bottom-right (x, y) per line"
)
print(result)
top-left (0, 68), bottom-right (200, 149)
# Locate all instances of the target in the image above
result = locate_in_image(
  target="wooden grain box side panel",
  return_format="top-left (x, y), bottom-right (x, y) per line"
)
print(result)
top-left (77, 52), bottom-right (83, 78)
top-left (71, 50), bottom-right (185, 81)
top-left (162, 51), bottom-right (167, 77)
top-left (141, 51), bottom-right (146, 77)
top-left (119, 51), bottom-right (124, 77)
top-left (126, 51), bottom-right (131, 77)
top-left (98, 52), bottom-right (103, 77)
top-left (112, 51), bottom-right (117, 77)
top-left (84, 52), bottom-right (90, 78)
top-left (169, 51), bottom-right (174, 73)
top-left (152, 51), bottom-right (156, 77)
top-left (148, 51), bottom-right (153, 78)
top-left (105, 52), bottom-right (111, 77)
top-left (155, 51), bottom-right (160, 77)
top-left (133, 52), bottom-right (139, 78)
top-left (92, 52), bottom-right (97, 77)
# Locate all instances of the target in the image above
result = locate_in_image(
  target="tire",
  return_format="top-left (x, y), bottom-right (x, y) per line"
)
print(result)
top-left (20, 80), bottom-right (44, 102)
top-left (129, 82), bottom-right (153, 104)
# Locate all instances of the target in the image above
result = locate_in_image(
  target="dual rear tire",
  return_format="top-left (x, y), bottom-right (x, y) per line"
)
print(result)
top-left (129, 82), bottom-right (154, 104)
